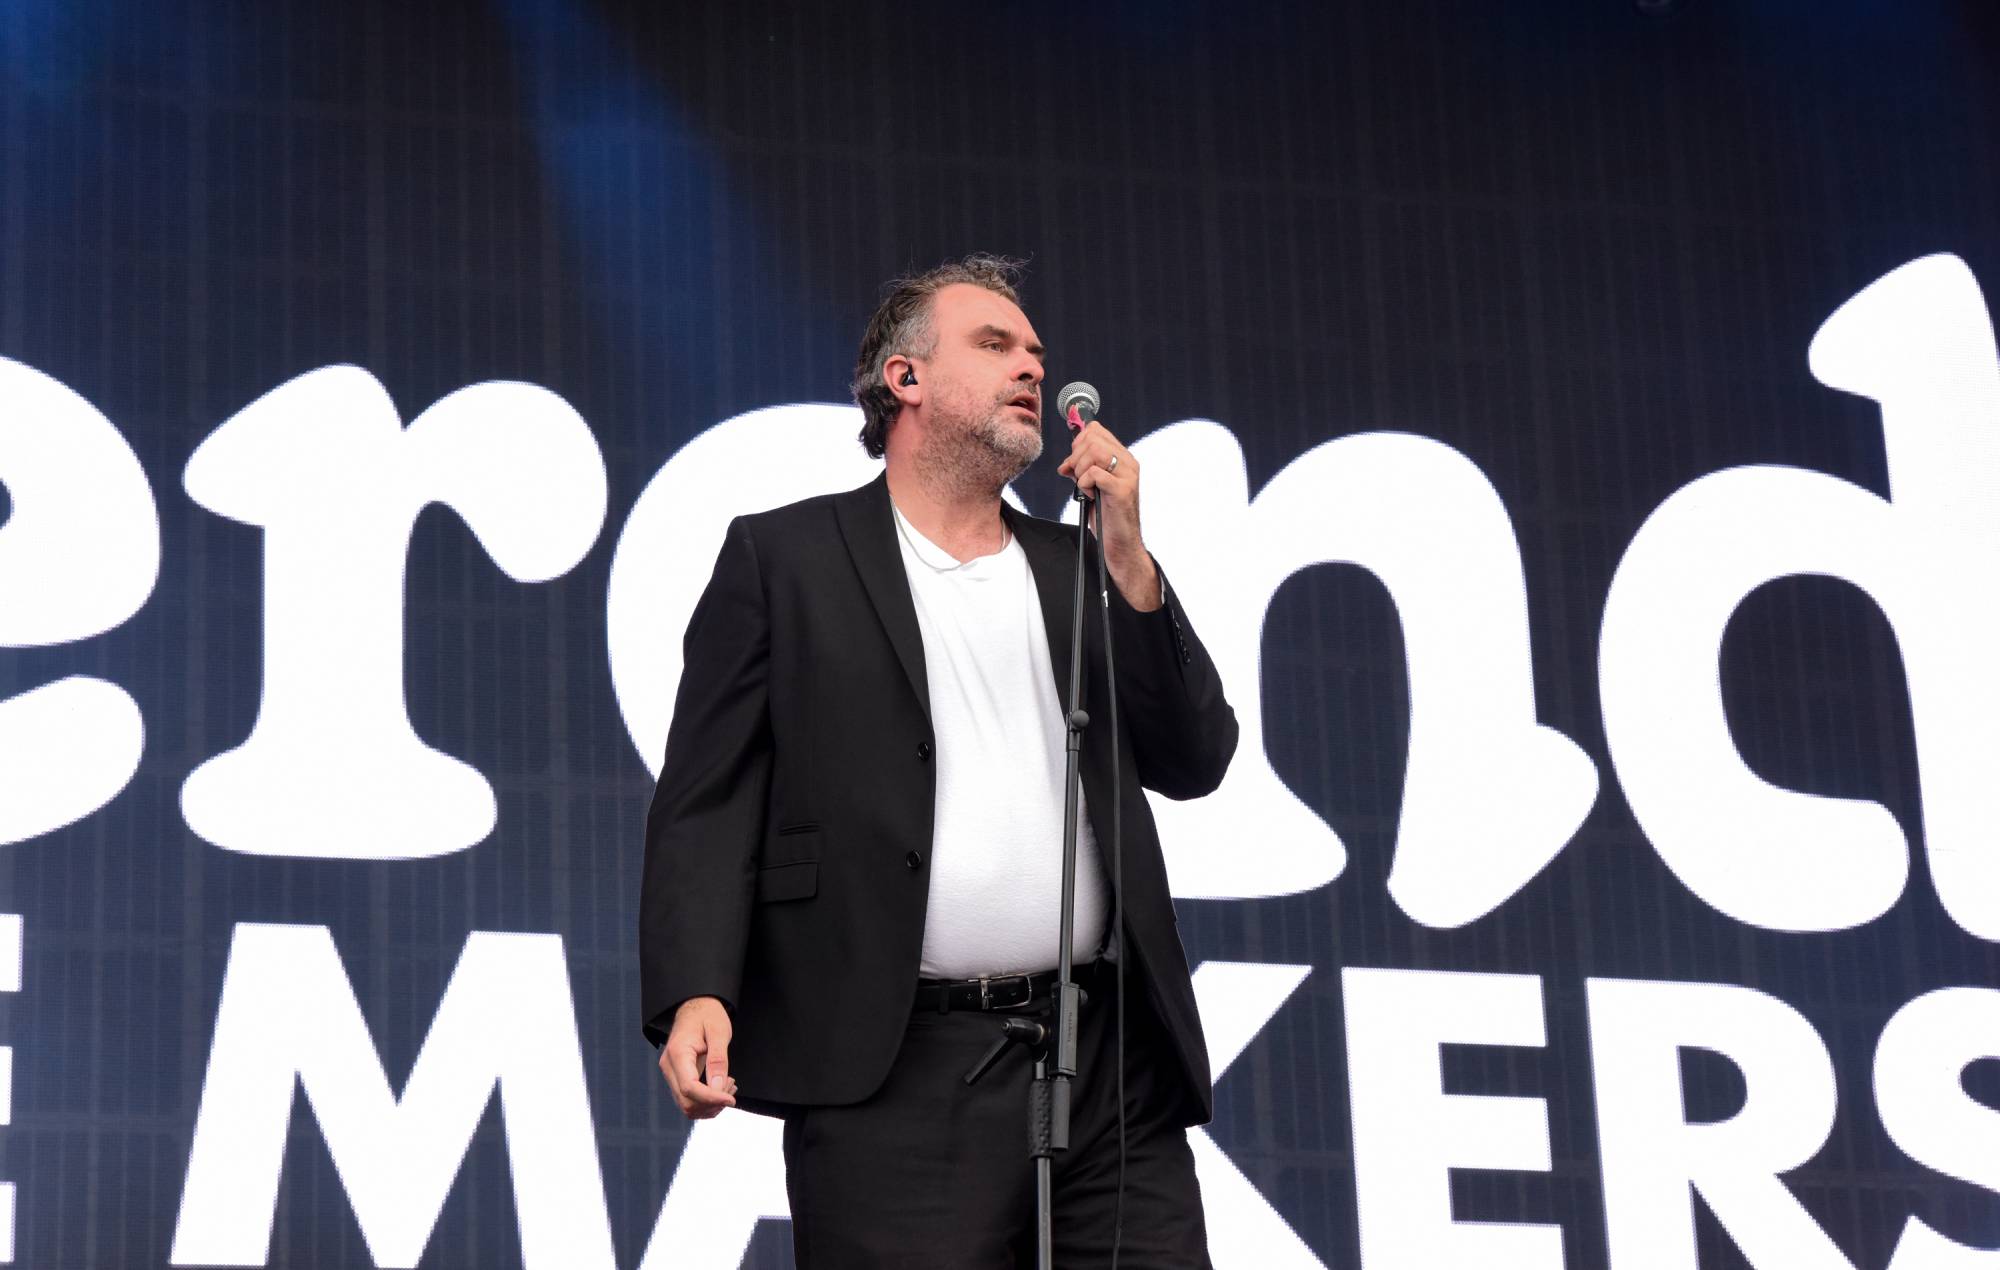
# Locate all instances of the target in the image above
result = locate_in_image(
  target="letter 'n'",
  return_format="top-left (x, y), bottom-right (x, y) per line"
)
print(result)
top-left (1601, 254), bottom-right (2000, 938)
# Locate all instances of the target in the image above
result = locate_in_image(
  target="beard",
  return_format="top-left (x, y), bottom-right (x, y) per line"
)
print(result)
top-left (970, 404), bottom-right (1044, 474)
top-left (918, 385), bottom-right (1044, 493)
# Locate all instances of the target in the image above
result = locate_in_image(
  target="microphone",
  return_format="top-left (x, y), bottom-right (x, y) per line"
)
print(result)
top-left (1056, 381), bottom-right (1102, 504)
top-left (1056, 381), bottom-right (1100, 432)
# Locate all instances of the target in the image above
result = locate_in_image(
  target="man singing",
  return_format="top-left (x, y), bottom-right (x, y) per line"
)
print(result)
top-left (639, 254), bottom-right (1238, 1268)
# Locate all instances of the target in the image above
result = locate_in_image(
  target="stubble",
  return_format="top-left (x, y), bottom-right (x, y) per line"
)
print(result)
top-left (916, 384), bottom-right (1044, 498)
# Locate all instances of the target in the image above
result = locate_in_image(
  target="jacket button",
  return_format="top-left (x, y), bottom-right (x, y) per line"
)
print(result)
top-left (916, 741), bottom-right (933, 761)
top-left (905, 850), bottom-right (923, 869)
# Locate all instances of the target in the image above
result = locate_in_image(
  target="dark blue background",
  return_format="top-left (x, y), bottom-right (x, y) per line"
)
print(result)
top-left (1, 1), bottom-right (1997, 1265)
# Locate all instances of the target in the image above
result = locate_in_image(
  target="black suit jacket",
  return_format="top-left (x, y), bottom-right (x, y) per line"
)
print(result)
top-left (639, 472), bottom-right (1239, 1124)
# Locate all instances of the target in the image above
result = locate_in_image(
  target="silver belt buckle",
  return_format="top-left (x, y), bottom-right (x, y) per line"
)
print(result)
top-left (979, 974), bottom-right (1034, 1010)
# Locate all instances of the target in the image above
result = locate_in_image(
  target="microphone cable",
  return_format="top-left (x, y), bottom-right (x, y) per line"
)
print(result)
top-left (1089, 496), bottom-right (1129, 1270)
top-left (1061, 382), bottom-right (1129, 1265)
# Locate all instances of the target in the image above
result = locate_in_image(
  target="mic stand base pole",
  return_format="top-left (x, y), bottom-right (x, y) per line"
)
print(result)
top-left (1033, 1057), bottom-right (1055, 1269)
top-left (1039, 486), bottom-right (1097, 1270)
top-left (963, 486), bottom-right (1095, 1270)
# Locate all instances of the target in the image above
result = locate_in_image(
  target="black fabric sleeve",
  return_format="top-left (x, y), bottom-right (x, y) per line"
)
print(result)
top-left (637, 516), bottom-right (773, 1047)
top-left (1106, 555), bottom-right (1239, 799)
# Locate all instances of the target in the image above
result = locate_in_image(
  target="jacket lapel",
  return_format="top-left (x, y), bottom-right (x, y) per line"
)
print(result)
top-left (1005, 502), bottom-right (1081, 713)
top-left (835, 473), bottom-right (930, 720)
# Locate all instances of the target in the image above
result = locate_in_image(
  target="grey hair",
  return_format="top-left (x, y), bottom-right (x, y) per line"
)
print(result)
top-left (850, 253), bottom-right (1025, 458)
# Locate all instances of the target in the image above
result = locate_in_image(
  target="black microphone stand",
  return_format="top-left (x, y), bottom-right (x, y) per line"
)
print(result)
top-left (963, 481), bottom-right (1095, 1270)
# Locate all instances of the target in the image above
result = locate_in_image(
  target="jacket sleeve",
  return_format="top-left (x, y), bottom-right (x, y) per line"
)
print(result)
top-left (1107, 555), bottom-right (1239, 799)
top-left (638, 516), bottom-right (773, 1047)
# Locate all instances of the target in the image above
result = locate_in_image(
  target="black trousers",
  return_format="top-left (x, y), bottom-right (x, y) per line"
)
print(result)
top-left (782, 965), bottom-right (1213, 1269)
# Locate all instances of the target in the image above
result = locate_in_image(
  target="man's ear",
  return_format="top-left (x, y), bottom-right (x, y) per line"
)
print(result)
top-left (885, 355), bottom-right (921, 405)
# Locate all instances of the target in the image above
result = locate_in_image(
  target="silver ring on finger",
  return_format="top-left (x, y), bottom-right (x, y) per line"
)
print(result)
top-left (1108, 454), bottom-right (1120, 472)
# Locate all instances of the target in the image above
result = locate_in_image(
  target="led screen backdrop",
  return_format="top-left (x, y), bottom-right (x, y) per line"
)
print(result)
top-left (2, 0), bottom-right (2000, 1266)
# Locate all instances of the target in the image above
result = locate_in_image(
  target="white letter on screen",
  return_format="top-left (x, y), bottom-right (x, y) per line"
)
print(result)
top-left (1342, 966), bottom-right (1562, 1269)
top-left (0, 356), bottom-right (156, 845)
top-left (0, 914), bottom-right (21, 1262)
top-left (1874, 987), bottom-right (2000, 1270)
top-left (170, 924), bottom-right (614, 1269)
top-left (1104, 423), bottom-right (1595, 915)
top-left (180, 368), bottom-right (607, 859)
top-left (1601, 254), bottom-right (2000, 938)
top-left (636, 1111), bottom-right (789, 1270)
top-left (1188, 960), bottom-right (1324, 1270)
top-left (1586, 977), bottom-right (1851, 1270)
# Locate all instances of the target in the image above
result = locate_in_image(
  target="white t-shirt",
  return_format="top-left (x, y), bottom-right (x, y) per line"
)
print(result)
top-left (891, 502), bottom-right (1109, 979)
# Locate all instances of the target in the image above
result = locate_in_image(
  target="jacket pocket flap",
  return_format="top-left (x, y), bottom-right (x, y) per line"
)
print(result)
top-left (755, 860), bottom-right (818, 903)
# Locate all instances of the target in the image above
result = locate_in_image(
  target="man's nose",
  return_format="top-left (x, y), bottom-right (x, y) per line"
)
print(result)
top-left (1016, 357), bottom-right (1043, 383)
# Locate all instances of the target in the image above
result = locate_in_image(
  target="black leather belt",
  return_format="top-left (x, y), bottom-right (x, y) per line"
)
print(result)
top-left (913, 962), bottom-right (1100, 1014)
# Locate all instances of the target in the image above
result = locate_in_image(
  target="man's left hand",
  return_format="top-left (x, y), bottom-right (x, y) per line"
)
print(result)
top-left (1057, 420), bottom-right (1161, 612)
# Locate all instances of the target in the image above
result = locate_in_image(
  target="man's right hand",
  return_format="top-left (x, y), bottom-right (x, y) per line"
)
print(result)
top-left (660, 996), bottom-right (738, 1119)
